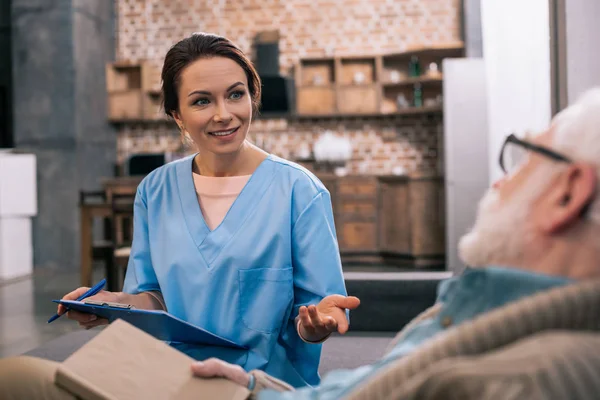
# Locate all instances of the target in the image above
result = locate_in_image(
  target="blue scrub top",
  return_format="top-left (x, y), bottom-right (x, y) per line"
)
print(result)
top-left (123, 154), bottom-right (348, 388)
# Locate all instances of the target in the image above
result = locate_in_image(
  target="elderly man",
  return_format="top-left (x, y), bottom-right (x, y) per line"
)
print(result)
top-left (2, 87), bottom-right (600, 399)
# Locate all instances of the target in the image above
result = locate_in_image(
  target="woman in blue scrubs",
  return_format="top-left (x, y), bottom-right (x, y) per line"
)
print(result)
top-left (58, 32), bottom-right (359, 388)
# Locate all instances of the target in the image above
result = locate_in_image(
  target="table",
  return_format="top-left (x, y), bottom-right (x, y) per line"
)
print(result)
top-left (79, 202), bottom-right (111, 287)
top-left (101, 176), bottom-right (143, 202)
top-left (80, 177), bottom-right (143, 287)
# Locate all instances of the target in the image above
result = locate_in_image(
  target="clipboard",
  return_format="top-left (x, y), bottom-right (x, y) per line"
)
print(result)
top-left (54, 299), bottom-right (245, 349)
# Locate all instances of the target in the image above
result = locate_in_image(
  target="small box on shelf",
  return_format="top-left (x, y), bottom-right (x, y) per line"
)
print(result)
top-left (337, 85), bottom-right (379, 114)
top-left (106, 63), bottom-right (142, 93)
top-left (339, 57), bottom-right (377, 85)
top-left (106, 61), bottom-right (162, 122)
top-left (108, 90), bottom-right (143, 121)
top-left (296, 58), bottom-right (336, 86)
top-left (297, 86), bottom-right (336, 114)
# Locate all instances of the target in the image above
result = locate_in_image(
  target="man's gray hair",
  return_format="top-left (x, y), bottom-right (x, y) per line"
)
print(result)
top-left (552, 87), bottom-right (600, 224)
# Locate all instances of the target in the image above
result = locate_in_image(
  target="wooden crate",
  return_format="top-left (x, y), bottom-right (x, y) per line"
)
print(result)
top-left (297, 86), bottom-right (336, 114)
top-left (297, 59), bottom-right (336, 86)
top-left (340, 58), bottom-right (376, 85)
top-left (106, 61), bottom-right (160, 92)
top-left (337, 85), bottom-right (379, 114)
top-left (106, 64), bottom-right (142, 93)
top-left (108, 90), bottom-right (143, 121)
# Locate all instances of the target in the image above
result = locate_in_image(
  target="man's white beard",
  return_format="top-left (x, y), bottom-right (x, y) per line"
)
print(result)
top-left (458, 167), bottom-right (558, 268)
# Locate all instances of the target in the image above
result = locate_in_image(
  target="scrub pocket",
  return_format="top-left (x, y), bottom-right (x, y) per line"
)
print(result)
top-left (238, 267), bottom-right (293, 333)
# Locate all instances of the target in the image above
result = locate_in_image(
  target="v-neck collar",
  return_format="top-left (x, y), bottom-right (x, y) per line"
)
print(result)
top-left (175, 153), bottom-right (279, 268)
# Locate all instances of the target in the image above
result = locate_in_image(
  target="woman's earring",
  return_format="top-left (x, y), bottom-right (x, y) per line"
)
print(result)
top-left (179, 125), bottom-right (188, 137)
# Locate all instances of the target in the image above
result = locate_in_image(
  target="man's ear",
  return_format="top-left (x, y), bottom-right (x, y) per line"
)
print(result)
top-left (538, 163), bottom-right (596, 233)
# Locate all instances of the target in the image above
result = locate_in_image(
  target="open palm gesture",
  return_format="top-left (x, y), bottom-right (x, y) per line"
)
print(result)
top-left (298, 295), bottom-right (360, 342)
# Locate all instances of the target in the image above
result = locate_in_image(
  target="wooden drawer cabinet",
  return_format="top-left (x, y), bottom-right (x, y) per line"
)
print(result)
top-left (339, 221), bottom-right (378, 251)
top-left (378, 177), bottom-right (411, 254)
top-left (338, 178), bottom-right (377, 197)
top-left (378, 176), bottom-right (445, 266)
top-left (315, 174), bottom-right (445, 267)
top-left (409, 178), bottom-right (445, 257)
top-left (335, 177), bottom-right (379, 253)
top-left (338, 200), bottom-right (377, 219)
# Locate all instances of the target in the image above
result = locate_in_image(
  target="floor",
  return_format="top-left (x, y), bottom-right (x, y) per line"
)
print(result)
top-left (0, 267), bottom-right (106, 358)
top-left (0, 266), bottom-right (396, 375)
top-left (0, 265), bottom-right (448, 360)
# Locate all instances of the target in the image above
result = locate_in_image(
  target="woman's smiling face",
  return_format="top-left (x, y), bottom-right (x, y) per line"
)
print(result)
top-left (173, 56), bottom-right (252, 155)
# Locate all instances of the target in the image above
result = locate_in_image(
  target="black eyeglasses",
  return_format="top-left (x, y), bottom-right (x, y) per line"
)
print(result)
top-left (499, 133), bottom-right (572, 175)
top-left (499, 134), bottom-right (592, 216)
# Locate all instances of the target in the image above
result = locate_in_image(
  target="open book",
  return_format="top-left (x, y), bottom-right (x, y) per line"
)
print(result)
top-left (55, 319), bottom-right (250, 400)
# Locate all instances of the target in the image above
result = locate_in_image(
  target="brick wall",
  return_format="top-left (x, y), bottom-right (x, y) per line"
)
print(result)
top-left (115, 0), bottom-right (461, 175)
top-left (118, 114), bottom-right (443, 175)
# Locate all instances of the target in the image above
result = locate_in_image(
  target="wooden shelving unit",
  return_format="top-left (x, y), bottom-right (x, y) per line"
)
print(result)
top-left (106, 44), bottom-right (463, 123)
top-left (294, 43), bottom-right (463, 117)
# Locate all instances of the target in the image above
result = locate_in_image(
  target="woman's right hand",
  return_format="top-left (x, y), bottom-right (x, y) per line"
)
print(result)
top-left (57, 287), bottom-right (121, 329)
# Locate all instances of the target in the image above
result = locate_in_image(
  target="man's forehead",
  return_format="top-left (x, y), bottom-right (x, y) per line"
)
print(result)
top-left (525, 129), bottom-right (554, 146)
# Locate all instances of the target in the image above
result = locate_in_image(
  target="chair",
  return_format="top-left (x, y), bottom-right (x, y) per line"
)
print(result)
top-left (108, 193), bottom-right (135, 291)
top-left (79, 190), bottom-right (114, 287)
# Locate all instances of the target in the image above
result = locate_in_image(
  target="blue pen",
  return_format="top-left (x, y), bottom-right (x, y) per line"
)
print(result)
top-left (47, 278), bottom-right (106, 323)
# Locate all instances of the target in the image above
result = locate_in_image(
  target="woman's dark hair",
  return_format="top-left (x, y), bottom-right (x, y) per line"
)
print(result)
top-left (161, 33), bottom-right (262, 118)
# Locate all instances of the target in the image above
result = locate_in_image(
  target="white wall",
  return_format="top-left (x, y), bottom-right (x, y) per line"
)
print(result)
top-left (443, 59), bottom-right (489, 274)
top-left (481, 0), bottom-right (553, 183)
top-left (564, 0), bottom-right (600, 104)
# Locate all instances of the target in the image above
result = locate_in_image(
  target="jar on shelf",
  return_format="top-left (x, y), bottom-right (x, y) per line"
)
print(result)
top-left (413, 82), bottom-right (423, 107)
top-left (408, 55), bottom-right (421, 77)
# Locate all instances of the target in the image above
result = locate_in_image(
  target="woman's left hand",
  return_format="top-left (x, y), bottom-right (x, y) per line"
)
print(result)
top-left (191, 358), bottom-right (250, 388)
top-left (298, 295), bottom-right (361, 342)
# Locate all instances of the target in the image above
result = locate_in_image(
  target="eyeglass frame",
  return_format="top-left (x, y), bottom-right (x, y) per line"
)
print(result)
top-left (498, 133), bottom-right (572, 175)
top-left (498, 133), bottom-right (593, 217)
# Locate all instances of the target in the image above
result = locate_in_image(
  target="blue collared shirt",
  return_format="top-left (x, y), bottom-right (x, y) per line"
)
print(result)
top-left (259, 266), bottom-right (572, 399)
